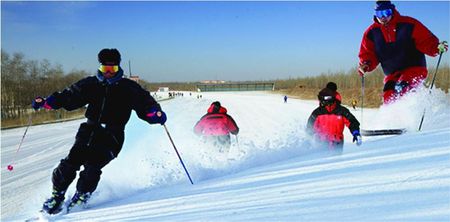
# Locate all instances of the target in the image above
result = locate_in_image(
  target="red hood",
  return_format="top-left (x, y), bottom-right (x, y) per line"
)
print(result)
top-left (207, 104), bottom-right (227, 114)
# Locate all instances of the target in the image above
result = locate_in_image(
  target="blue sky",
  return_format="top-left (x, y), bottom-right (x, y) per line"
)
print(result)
top-left (2, 1), bottom-right (449, 82)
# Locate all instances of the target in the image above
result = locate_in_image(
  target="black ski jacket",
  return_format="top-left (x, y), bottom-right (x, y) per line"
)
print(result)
top-left (48, 75), bottom-right (160, 129)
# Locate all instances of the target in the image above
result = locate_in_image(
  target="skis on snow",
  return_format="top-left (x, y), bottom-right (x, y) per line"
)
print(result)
top-left (360, 128), bottom-right (406, 136)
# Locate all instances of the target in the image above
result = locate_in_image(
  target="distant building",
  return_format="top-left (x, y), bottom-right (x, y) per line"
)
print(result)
top-left (158, 87), bottom-right (169, 92)
top-left (200, 80), bottom-right (227, 84)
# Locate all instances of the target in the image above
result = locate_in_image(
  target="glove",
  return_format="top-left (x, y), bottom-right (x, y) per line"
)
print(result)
top-left (358, 61), bottom-right (370, 77)
top-left (32, 96), bottom-right (45, 110)
top-left (146, 107), bottom-right (167, 125)
top-left (438, 41), bottom-right (448, 54)
top-left (352, 130), bottom-right (362, 146)
top-left (32, 96), bottom-right (56, 110)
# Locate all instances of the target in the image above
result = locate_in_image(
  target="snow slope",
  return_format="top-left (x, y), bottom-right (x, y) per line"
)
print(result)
top-left (1, 88), bottom-right (449, 221)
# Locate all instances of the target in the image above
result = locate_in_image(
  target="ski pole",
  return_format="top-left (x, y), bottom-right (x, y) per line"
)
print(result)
top-left (360, 75), bottom-right (365, 128)
top-left (418, 52), bottom-right (444, 131)
top-left (162, 124), bottom-right (194, 185)
top-left (7, 114), bottom-right (33, 171)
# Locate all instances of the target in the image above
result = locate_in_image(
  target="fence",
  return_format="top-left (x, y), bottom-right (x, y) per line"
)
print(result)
top-left (197, 82), bottom-right (275, 92)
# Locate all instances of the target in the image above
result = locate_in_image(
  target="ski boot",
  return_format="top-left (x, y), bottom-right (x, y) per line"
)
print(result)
top-left (66, 191), bottom-right (91, 213)
top-left (42, 188), bottom-right (66, 215)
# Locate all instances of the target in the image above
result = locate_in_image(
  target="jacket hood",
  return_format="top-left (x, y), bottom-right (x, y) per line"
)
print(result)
top-left (207, 103), bottom-right (227, 114)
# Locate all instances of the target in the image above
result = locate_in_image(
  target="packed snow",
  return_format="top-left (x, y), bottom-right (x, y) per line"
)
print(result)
top-left (1, 86), bottom-right (449, 221)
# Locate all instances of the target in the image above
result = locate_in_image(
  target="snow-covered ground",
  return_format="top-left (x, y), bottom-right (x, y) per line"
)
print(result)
top-left (1, 87), bottom-right (450, 221)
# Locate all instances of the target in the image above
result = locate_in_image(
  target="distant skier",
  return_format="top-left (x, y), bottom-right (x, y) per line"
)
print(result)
top-left (358, 0), bottom-right (448, 104)
top-left (194, 101), bottom-right (239, 153)
top-left (306, 88), bottom-right (362, 154)
top-left (284, 95), bottom-right (288, 103)
top-left (325, 82), bottom-right (341, 105)
top-left (351, 99), bottom-right (358, 110)
top-left (31, 48), bottom-right (167, 214)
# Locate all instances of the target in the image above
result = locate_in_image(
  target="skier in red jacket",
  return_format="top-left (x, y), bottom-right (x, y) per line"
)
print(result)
top-left (307, 88), bottom-right (362, 154)
top-left (358, 1), bottom-right (447, 104)
top-left (194, 101), bottom-right (239, 152)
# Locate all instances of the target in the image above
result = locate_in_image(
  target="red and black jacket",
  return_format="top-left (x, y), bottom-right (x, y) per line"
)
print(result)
top-left (194, 104), bottom-right (239, 136)
top-left (359, 9), bottom-right (439, 76)
top-left (306, 104), bottom-right (359, 143)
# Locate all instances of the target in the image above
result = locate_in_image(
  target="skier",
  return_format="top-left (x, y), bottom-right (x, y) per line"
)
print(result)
top-left (31, 48), bottom-right (167, 214)
top-left (284, 95), bottom-right (288, 103)
top-left (358, 0), bottom-right (448, 104)
top-left (194, 101), bottom-right (239, 153)
top-left (325, 82), bottom-right (342, 105)
top-left (351, 99), bottom-right (358, 110)
top-left (306, 88), bottom-right (362, 154)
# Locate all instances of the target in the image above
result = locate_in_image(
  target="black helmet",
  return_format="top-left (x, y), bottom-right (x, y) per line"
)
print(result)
top-left (98, 48), bottom-right (121, 65)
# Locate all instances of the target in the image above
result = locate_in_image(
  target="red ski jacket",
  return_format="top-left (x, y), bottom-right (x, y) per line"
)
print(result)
top-left (194, 104), bottom-right (239, 136)
top-left (307, 104), bottom-right (359, 143)
top-left (359, 9), bottom-right (439, 76)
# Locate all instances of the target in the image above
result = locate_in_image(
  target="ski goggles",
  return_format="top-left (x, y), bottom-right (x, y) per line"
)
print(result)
top-left (320, 95), bottom-right (335, 105)
top-left (375, 9), bottom-right (393, 19)
top-left (98, 65), bottom-right (119, 74)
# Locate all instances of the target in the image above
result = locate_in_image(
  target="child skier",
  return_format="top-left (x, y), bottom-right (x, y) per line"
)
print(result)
top-left (194, 101), bottom-right (239, 153)
top-left (32, 48), bottom-right (167, 214)
top-left (306, 88), bottom-right (362, 154)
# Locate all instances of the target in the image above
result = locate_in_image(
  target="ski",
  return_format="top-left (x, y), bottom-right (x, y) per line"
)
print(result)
top-left (361, 128), bottom-right (406, 136)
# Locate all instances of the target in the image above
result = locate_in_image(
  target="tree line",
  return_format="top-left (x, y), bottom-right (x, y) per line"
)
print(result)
top-left (1, 50), bottom-right (89, 120)
top-left (2, 50), bottom-right (448, 126)
top-left (273, 65), bottom-right (449, 107)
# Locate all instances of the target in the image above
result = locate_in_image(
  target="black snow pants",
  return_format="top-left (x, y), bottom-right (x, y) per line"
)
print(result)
top-left (52, 121), bottom-right (124, 193)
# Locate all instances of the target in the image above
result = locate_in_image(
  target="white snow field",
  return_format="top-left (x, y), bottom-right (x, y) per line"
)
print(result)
top-left (1, 87), bottom-right (450, 221)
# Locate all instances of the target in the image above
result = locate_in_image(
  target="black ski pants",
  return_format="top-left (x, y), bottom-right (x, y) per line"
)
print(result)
top-left (52, 122), bottom-right (124, 193)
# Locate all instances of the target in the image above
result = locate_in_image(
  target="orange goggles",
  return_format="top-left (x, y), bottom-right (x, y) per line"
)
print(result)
top-left (98, 65), bottom-right (119, 74)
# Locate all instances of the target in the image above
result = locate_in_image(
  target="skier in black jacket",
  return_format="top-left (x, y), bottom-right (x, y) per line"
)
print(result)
top-left (32, 48), bottom-right (167, 214)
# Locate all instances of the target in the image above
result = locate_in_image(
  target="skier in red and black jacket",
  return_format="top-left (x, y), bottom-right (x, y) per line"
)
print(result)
top-left (306, 88), bottom-right (362, 154)
top-left (194, 101), bottom-right (239, 152)
top-left (358, 1), bottom-right (448, 104)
